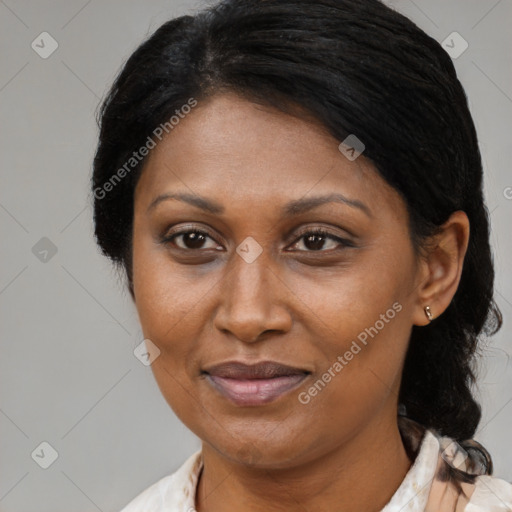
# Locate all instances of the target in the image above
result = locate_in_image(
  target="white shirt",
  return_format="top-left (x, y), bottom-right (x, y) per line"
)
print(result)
top-left (119, 429), bottom-right (512, 511)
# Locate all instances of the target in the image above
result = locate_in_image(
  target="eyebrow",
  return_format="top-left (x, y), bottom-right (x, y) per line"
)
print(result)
top-left (147, 192), bottom-right (372, 218)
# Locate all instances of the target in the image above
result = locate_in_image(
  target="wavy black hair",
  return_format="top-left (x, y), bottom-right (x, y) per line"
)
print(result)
top-left (92, 0), bottom-right (502, 453)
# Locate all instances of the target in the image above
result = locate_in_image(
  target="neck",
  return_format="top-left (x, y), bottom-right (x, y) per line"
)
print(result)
top-left (195, 414), bottom-right (413, 512)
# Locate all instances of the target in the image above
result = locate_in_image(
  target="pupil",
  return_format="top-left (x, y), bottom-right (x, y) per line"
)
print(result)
top-left (305, 234), bottom-right (325, 251)
top-left (185, 232), bottom-right (206, 249)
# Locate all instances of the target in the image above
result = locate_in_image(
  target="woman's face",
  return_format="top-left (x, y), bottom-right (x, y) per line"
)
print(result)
top-left (132, 92), bottom-right (425, 468)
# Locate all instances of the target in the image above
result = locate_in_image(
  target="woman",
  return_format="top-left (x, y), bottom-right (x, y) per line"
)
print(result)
top-left (92, 0), bottom-right (511, 510)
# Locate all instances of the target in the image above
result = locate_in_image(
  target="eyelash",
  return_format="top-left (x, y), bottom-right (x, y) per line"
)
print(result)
top-left (160, 226), bottom-right (353, 253)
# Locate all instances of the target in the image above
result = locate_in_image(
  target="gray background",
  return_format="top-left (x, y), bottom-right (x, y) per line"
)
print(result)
top-left (1, 0), bottom-right (511, 510)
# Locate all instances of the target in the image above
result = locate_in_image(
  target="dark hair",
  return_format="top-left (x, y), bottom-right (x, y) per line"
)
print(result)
top-left (92, 0), bottom-right (502, 449)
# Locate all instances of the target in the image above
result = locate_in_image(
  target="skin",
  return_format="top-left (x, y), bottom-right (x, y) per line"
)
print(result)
top-left (131, 92), bottom-right (470, 512)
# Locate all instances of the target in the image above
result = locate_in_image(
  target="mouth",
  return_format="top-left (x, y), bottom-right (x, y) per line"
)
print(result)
top-left (202, 361), bottom-right (311, 406)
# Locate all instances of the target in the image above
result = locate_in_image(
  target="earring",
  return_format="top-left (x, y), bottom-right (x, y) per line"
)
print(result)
top-left (424, 305), bottom-right (433, 322)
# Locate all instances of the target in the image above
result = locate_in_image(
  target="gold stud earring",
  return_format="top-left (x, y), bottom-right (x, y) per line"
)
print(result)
top-left (424, 305), bottom-right (433, 322)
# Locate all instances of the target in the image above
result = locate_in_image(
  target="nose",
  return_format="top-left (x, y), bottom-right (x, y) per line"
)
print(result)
top-left (213, 251), bottom-right (293, 343)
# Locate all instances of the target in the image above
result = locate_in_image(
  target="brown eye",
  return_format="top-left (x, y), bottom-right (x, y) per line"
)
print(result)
top-left (163, 230), bottom-right (220, 250)
top-left (289, 228), bottom-right (352, 252)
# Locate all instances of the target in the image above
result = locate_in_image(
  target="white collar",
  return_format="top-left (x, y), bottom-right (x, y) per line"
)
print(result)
top-left (381, 430), bottom-right (440, 511)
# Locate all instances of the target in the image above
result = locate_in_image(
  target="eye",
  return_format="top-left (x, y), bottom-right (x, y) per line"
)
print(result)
top-left (288, 228), bottom-right (353, 252)
top-left (161, 228), bottom-right (221, 251)
top-left (160, 226), bottom-right (353, 253)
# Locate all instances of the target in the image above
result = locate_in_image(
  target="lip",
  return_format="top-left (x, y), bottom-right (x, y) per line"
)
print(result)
top-left (202, 361), bottom-right (310, 406)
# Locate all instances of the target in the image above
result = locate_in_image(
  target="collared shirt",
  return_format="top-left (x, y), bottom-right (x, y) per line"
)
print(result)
top-left (119, 421), bottom-right (512, 511)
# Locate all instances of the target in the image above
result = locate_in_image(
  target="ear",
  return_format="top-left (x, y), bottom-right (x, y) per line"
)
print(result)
top-left (412, 210), bottom-right (470, 326)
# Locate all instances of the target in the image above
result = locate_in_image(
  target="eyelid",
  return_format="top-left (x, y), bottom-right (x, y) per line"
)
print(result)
top-left (160, 224), bottom-right (222, 247)
top-left (160, 223), bottom-right (353, 253)
top-left (291, 224), bottom-right (350, 239)
top-left (286, 227), bottom-right (353, 251)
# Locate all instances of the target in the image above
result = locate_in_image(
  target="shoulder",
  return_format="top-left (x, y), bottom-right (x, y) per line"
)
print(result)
top-left (463, 475), bottom-right (512, 511)
top-left (397, 417), bottom-right (512, 512)
top-left (427, 473), bottom-right (512, 511)
top-left (119, 450), bottom-right (202, 512)
top-left (426, 435), bottom-right (512, 512)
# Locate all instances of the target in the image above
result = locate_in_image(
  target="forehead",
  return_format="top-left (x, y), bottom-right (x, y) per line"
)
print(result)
top-left (135, 92), bottom-right (402, 216)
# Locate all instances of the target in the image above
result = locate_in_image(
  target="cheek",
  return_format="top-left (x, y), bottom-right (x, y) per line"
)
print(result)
top-left (287, 250), bottom-right (414, 409)
top-left (132, 228), bottom-right (213, 339)
top-left (293, 307), bottom-right (411, 453)
top-left (287, 250), bottom-right (412, 351)
top-left (131, 243), bottom-right (214, 426)
top-left (131, 235), bottom-right (218, 414)
top-left (299, 298), bottom-right (410, 407)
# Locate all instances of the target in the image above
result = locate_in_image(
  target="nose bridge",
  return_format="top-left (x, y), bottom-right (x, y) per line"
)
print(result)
top-left (225, 249), bottom-right (271, 311)
top-left (214, 245), bottom-right (290, 342)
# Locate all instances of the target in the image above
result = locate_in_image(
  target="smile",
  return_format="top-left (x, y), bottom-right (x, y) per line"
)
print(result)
top-left (206, 374), bottom-right (309, 406)
top-left (202, 360), bottom-right (310, 406)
